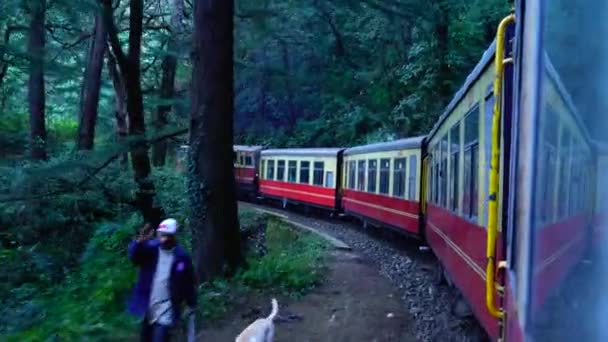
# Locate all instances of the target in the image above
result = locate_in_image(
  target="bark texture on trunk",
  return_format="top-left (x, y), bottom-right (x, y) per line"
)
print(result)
top-left (151, 0), bottom-right (184, 166)
top-left (27, 0), bottom-right (47, 160)
top-left (77, 13), bottom-right (107, 150)
top-left (102, 0), bottom-right (163, 227)
top-left (107, 51), bottom-right (129, 166)
top-left (189, 0), bottom-right (242, 281)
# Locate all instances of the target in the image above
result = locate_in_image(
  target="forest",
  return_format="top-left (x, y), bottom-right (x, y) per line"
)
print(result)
top-left (0, 0), bottom-right (509, 338)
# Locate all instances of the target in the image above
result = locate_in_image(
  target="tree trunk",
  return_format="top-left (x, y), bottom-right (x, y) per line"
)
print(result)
top-left (189, 0), bottom-right (242, 281)
top-left (27, 0), bottom-right (47, 160)
top-left (435, 2), bottom-right (450, 105)
top-left (107, 51), bottom-right (128, 166)
top-left (102, 0), bottom-right (163, 227)
top-left (281, 41), bottom-right (297, 131)
top-left (0, 27), bottom-right (12, 91)
top-left (152, 0), bottom-right (184, 166)
top-left (77, 13), bottom-right (107, 150)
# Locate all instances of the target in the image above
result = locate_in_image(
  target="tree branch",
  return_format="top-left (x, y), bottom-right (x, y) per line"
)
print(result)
top-left (0, 128), bottom-right (188, 203)
top-left (100, 0), bottom-right (127, 69)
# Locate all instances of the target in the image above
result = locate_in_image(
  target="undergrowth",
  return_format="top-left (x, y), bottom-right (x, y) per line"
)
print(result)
top-left (199, 217), bottom-right (328, 321)
top-left (1, 209), bottom-right (328, 341)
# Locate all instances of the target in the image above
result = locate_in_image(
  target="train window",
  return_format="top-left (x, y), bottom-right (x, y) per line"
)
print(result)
top-left (277, 160), bottom-right (286, 181)
top-left (440, 136), bottom-right (449, 208)
top-left (409, 156), bottom-right (417, 200)
top-left (558, 131), bottom-right (571, 218)
top-left (450, 124), bottom-right (460, 212)
top-left (267, 160), bottom-right (275, 180)
top-left (471, 144), bottom-right (479, 218)
top-left (484, 94), bottom-right (494, 225)
top-left (300, 161), bottom-right (310, 184)
top-left (431, 151), bottom-right (438, 203)
top-left (393, 157), bottom-right (406, 198)
top-left (313, 162), bottom-right (324, 186)
top-left (367, 159), bottom-right (378, 193)
top-left (288, 161), bottom-right (297, 182)
top-left (245, 155), bottom-right (253, 166)
top-left (348, 160), bottom-right (356, 190)
top-left (357, 160), bottom-right (366, 191)
top-left (538, 111), bottom-right (559, 224)
top-left (261, 160), bottom-right (266, 180)
top-left (379, 159), bottom-right (390, 195)
top-left (326, 171), bottom-right (334, 188)
top-left (464, 106), bottom-right (479, 220)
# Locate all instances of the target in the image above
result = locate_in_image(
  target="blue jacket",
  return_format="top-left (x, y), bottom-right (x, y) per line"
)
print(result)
top-left (127, 239), bottom-right (197, 324)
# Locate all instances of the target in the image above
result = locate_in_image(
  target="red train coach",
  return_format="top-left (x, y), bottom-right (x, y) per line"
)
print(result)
top-left (234, 145), bottom-right (264, 196)
top-left (258, 148), bottom-right (344, 211)
top-left (341, 137), bottom-right (425, 236)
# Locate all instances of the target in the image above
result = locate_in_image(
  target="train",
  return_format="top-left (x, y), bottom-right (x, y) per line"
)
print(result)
top-left (179, 2), bottom-right (608, 341)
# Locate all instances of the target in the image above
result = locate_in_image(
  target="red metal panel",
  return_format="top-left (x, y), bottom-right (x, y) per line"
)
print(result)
top-left (426, 204), bottom-right (499, 339)
top-left (341, 189), bottom-right (420, 234)
top-left (235, 166), bottom-right (256, 185)
top-left (259, 179), bottom-right (337, 209)
top-left (530, 215), bottom-right (587, 311)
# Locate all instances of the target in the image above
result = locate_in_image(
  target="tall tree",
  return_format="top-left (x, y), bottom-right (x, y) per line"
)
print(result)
top-left (27, 0), bottom-right (47, 160)
top-left (102, 0), bottom-right (163, 226)
top-left (77, 10), bottom-right (107, 150)
top-left (189, 0), bottom-right (242, 280)
top-left (107, 51), bottom-right (129, 166)
top-left (152, 0), bottom-right (185, 166)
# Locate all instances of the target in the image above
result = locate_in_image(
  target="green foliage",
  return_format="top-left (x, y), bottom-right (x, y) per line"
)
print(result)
top-left (237, 218), bottom-right (328, 296)
top-left (235, 0), bottom-right (510, 147)
top-left (197, 216), bottom-right (329, 322)
top-left (2, 217), bottom-right (141, 341)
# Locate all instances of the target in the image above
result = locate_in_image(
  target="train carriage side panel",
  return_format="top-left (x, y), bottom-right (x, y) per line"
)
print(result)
top-left (423, 42), bottom-right (502, 339)
top-left (259, 148), bottom-right (343, 211)
top-left (341, 137), bottom-right (425, 236)
top-left (234, 145), bottom-right (264, 197)
top-left (529, 57), bottom-right (595, 312)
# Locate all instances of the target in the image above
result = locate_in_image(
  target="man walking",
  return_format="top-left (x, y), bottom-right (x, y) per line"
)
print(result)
top-left (127, 218), bottom-right (197, 341)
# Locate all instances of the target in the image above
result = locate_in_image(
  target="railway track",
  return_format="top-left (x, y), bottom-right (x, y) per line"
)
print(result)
top-left (239, 200), bottom-right (489, 342)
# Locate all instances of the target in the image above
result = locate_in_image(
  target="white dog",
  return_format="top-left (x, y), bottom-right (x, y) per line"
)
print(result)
top-left (235, 298), bottom-right (279, 342)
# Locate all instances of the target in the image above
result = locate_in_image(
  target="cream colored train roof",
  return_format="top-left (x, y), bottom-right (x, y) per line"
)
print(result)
top-left (261, 148), bottom-right (344, 157)
top-left (343, 136), bottom-right (425, 156)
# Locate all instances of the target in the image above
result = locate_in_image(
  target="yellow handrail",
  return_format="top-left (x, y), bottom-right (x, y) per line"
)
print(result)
top-left (486, 13), bottom-right (515, 319)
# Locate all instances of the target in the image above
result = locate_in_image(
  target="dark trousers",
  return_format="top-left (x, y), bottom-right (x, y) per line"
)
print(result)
top-left (140, 319), bottom-right (172, 342)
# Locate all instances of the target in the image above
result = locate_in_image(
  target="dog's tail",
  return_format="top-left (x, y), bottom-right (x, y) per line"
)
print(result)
top-left (267, 298), bottom-right (279, 321)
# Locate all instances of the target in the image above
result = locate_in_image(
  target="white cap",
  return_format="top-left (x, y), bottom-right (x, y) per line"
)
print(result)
top-left (157, 218), bottom-right (178, 235)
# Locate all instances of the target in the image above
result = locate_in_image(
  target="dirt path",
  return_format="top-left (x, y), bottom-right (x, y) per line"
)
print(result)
top-left (197, 250), bottom-right (417, 342)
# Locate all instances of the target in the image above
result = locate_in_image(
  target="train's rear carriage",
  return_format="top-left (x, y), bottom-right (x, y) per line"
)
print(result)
top-left (341, 137), bottom-right (424, 236)
top-left (503, 1), bottom-right (608, 341)
top-left (258, 148), bottom-right (343, 211)
top-left (234, 145), bottom-right (264, 196)
top-left (424, 42), bottom-right (504, 339)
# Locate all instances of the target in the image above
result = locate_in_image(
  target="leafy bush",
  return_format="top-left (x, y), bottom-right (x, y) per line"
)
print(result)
top-left (237, 218), bottom-right (328, 296)
top-left (3, 216), bottom-right (141, 341)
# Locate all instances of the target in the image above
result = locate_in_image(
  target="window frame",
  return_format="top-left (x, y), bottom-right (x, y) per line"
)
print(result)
top-left (299, 160), bottom-right (310, 184)
top-left (393, 157), bottom-right (407, 198)
top-left (313, 161), bottom-right (325, 186)
top-left (379, 158), bottom-right (390, 195)
top-left (277, 160), bottom-right (286, 182)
